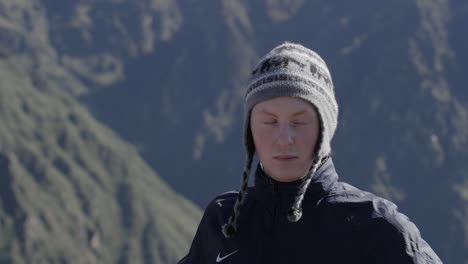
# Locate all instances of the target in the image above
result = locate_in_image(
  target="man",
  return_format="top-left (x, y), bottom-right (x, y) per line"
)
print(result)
top-left (179, 42), bottom-right (442, 263)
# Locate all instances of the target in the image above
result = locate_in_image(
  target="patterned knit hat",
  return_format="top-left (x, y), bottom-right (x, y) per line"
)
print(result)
top-left (222, 42), bottom-right (339, 238)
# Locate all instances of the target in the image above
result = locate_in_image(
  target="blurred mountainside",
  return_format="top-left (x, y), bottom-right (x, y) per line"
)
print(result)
top-left (0, 1), bottom-right (201, 263)
top-left (0, 0), bottom-right (467, 263)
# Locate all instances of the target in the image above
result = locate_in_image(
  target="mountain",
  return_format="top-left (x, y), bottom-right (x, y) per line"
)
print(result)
top-left (1, 0), bottom-right (467, 263)
top-left (0, 1), bottom-right (201, 263)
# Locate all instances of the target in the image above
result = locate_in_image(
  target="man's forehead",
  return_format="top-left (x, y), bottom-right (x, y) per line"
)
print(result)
top-left (254, 103), bottom-right (314, 117)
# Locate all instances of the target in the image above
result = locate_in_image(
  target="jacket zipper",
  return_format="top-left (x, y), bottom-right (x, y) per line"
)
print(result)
top-left (269, 179), bottom-right (280, 263)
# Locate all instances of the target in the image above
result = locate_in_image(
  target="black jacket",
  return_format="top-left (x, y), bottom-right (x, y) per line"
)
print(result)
top-left (179, 158), bottom-right (442, 263)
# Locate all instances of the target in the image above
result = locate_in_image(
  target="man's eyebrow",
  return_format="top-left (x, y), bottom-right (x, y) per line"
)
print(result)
top-left (259, 109), bottom-right (277, 116)
top-left (258, 109), bottom-right (308, 117)
top-left (291, 110), bottom-right (307, 117)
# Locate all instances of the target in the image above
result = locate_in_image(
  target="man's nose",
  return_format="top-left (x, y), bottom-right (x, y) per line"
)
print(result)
top-left (277, 124), bottom-right (294, 145)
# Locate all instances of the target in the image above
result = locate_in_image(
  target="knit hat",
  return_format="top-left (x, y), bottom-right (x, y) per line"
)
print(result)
top-left (222, 42), bottom-right (339, 238)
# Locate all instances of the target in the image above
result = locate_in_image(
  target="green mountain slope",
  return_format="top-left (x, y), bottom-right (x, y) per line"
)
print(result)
top-left (0, 54), bottom-right (201, 264)
top-left (0, 2), bottom-right (201, 262)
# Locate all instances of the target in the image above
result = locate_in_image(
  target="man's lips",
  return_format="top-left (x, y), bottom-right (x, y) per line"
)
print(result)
top-left (273, 155), bottom-right (299, 161)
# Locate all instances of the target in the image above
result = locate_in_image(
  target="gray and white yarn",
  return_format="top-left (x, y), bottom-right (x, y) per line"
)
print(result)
top-left (287, 155), bottom-right (323, 222)
top-left (222, 42), bottom-right (339, 238)
top-left (221, 154), bottom-right (253, 237)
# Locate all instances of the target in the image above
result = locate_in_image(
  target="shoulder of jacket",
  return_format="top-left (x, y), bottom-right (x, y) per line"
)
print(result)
top-left (365, 197), bottom-right (443, 263)
top-left (324, 182), bottom-right (415, 231)
top-left (323, 183), bottom-right (442, 262)
top-left (367, 196), bottom-right (420, 239)
top-left (325, 181), bottom-right (376, 204)
top-left (214, 190), bottom-right (240, 200)
top-left (325, 182), bottom-right (408, 221)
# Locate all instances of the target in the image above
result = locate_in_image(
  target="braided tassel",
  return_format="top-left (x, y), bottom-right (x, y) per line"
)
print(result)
top-left (287, 156), bottom-right (322, 222)
top-left (222, 154), bottom-right (253, 238)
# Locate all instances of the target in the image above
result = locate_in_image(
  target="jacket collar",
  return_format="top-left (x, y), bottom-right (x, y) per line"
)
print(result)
top-left (253, 156), bottom-right (338, 208)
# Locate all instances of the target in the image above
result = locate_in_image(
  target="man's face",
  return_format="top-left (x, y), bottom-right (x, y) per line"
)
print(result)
top-left (250, 97), bottom-right (320, 182)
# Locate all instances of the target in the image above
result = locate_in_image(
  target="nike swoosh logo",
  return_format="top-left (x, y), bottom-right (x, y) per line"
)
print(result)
top-left (215, 199), bottom-right (225, 207)
top-left (216, 250), bottom-right (238, 262)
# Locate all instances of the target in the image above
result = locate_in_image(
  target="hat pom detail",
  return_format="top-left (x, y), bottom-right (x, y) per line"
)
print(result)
top-left (222, 223), bottom-right (236, 238)
top-left (287, 207), bottom-right (303, 222)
